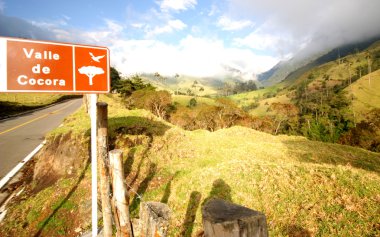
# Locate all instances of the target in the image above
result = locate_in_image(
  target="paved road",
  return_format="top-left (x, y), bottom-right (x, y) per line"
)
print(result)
top-left (0, 98), bottom-right (83, 179)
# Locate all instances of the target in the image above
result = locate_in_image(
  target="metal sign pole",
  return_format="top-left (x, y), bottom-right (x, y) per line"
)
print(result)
top-left (90, 94), bottom-right (98, 236)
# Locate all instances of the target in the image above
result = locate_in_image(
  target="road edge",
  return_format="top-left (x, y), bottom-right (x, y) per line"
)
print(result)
top-left (0, 140), bottom-right (46, 190)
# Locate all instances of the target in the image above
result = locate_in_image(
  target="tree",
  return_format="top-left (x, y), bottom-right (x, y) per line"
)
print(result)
top-left (190, 80), bottom-right (205, 97)
top-left (116, 74), bottom-right (155, 98)
top-left (339, 109), bottom-right (380, 152)
top-left (232, 80), bottom-right (258, 94)
top-left (128, 89), bottom-right (172, 119)
top-left (366, 51), bottom-right (372, 85)
top-left (269, 102), bottom-right (299, 135)
top-left (110, 66), bottom-right (122, 91)
top-left (154, 72), bottom-right (167, 84)
top-left (215, 98), bottom-right (246, 129)
top-left (78, 66), bottom-right (104, 85)
top-left (188, 98), bottom-right (197, 108)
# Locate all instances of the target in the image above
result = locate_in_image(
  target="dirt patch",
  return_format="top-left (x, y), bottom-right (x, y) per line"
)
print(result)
top-left (32, 133), bottom-right (89, 192)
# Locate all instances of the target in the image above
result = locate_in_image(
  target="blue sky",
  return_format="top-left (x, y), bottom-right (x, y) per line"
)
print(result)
top-left (1, 0), bottom-right (380, 78)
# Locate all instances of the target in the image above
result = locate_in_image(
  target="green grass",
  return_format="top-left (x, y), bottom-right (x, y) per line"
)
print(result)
top-left (346, 69), bottom-right (380, 121)
top-left (229, 86), bottom-right (290, 116)
top-left (142, 127), bottom-right (380, 236)
top-left (229, 86), bottom-right (279, 104)
top-left (0, 172), bottom-right (92, 237)
top-left (2, 94), bottom-right (379, 237)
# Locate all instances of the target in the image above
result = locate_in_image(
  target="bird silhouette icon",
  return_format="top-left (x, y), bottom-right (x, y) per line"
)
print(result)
top-left (89, 52), bottom-right (105, 62)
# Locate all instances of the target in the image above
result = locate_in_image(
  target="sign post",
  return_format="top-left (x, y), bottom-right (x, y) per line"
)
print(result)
top-left (90, 94), bottom-right (98, 237)
top-left (0, 36), bottom-right (110, 237)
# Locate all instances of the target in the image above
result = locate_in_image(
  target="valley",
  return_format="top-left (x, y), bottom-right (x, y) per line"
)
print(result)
top-left (1, 36), bottom-right (380, 237)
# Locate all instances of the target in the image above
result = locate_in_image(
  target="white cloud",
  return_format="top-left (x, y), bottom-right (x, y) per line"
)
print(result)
top-left (30, 16), bottom-right (70, 29)
top-left (82, 19), bottom-right (124, 44)
top-left (110, 35), bottom-right (278, 79)
top-left (168, 19), bottom-right (187, 30)
top-left (160, 0), bottom-right (197, 12)
top-left (233, 26), bottom-right (296, 51)
top-left (217, 15), bottom-right (254, 31)
top-left (228, 0), bottom-right (380, 58)
top-left (49, 19), bottom-right (124, 45)
top-left (234, 32), bottom-right (278, 50)
top-left (146, 19), bottom-right (187, 37)
top-left (208, 4), bottom-right (219, 16)
top-left (131, 23), bottom-right (145, 29)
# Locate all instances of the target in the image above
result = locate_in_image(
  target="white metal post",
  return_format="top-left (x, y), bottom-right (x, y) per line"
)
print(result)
top-left (90, 94), bottom-right (98, 236)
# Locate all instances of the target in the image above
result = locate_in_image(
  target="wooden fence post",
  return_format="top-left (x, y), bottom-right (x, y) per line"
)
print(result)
top-left (109, 149), bottom-right (133, 237)
top-left (202, 198), bottom-right (268, 237)
top-left (97, 102), bottom-right (113, 237)
top-left (139, 202), bottom-right (171, 237)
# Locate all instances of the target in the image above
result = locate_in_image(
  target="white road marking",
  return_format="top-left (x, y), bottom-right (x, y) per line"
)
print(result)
top-left (0, 140), bottom-right (46, 190)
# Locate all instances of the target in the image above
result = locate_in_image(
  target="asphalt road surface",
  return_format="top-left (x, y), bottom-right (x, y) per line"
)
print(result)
top-left (0, 98), bottom-right (83, 179)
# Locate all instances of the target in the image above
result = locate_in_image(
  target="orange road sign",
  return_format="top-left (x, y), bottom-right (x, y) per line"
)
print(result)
top-left (0, 37), bottom-right (110, 93)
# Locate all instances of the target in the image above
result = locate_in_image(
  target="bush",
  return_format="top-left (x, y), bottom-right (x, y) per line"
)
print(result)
top-left (339, 109), bottom-right (380, 152)
top-left (127, 89), bottom-right (172, 119)
top-left (188, 98), bottom-right (197, 108)
top-left (170, 99), bottom-right (251, 132)
top-left (242, 102), bottom-right (259, 111)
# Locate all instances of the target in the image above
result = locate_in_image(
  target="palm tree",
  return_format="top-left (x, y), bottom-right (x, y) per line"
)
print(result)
top-left (366, 51), bottom-right (372, 85)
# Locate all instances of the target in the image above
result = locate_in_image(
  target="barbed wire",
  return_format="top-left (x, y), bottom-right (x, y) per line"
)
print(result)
top-left (101, 157), bottom-right (162, 223)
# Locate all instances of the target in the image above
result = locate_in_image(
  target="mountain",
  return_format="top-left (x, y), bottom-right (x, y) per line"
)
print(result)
top-left (256, 61), bottom-right (284, 82)
top-left (229, 38), bottom-right (380, 150)
top-left (259, 36), bottom-right (380, 87)
top-left (234, 39), bottom-right (380, 112)
top-left (138, 73), bottom-right (246, 96)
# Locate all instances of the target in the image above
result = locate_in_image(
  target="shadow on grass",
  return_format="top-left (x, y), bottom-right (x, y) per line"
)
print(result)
top-left (110, 115), bottom-right (170, 186)
top-left (123, 147), bottom-right (137, 177)
top-left (282, 140), bottom-right (380, 174)
top-left (129, 162), bottom-right (157, 214)
top-left (160, 172), bottom-right (179, 204)
top-left (33, 157), bottom-right (90, 237)
top-left (180, 191), bottom-right (202, 237)
top-left (283, 224), bottom-right (311, 237)
top-left (202, 178), bottom-right (232, 207)
top-left (122, 135), bottom-right (153, 193)
top-left (108, 116), bottom-right (171, 216)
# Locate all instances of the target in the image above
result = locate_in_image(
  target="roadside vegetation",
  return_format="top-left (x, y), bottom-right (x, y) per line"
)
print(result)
top-left (0, 93), bottom-right (80, 119)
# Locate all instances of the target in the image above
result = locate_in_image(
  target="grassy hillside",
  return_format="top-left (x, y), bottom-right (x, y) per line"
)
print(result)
top-left (232, 40), bottom-right (380, 121)
top-left (1, 94), bottom-right (379, 237)
top-left (345, 69), bottom-right (380, 121)
top-left (172, 95), bottom-right (216, 107)
top-left (259, 37), bottom-right (380, 87)
top-left (140, 74), bottom-right (220, 96)
top-left (229, 85), bottom-right (290, 116)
